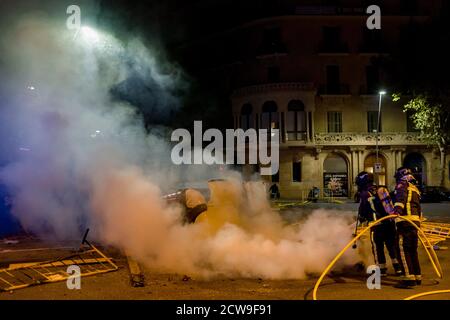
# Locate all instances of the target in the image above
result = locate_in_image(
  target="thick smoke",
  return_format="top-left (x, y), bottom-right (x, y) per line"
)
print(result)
top-left (0, 10), bottom-right (190, 237)
top-left (0, 6), bottom-right (359, 279)
top-left (90, 173), bottom-right (359, 279)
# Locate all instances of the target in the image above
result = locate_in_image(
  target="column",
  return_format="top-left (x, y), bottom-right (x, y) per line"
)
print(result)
top-left (306, 111), bottom-right (310, 142)
top-left (350, 150), bottom-right (359, 196)
top-left (397, 149), bottom-right (404, 168)
top-left (395, 150), bottom-right (401, 171)
top-left (358, 149), bottom-right (365, 173)
top-left (350, 149), bottom-right (358, 181)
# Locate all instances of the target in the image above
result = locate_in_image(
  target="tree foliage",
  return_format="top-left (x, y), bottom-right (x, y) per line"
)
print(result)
top-left (393, 94), bottom-right (450, 149)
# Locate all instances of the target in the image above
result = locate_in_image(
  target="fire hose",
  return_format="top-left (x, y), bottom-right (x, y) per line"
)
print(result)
top-left (404, 289), bottom-right (450, 300)
top-left (312, 215), bottom-right (446, 300)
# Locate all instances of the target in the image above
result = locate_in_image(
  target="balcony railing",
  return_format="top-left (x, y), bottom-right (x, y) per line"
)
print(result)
top-left (232, 82), bottom-right (315, 97)
top-left (287, 132), bottom-right (307, 142)
top-left (315, 132), bottom-right (424, 146)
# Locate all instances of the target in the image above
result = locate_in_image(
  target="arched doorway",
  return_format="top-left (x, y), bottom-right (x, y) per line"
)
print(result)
top-left (404, 153), bottom-right (427, 185)
top-left (364, 154), bottom-right (387, 186)
top-left (323, 153), bottom-right (349, 197)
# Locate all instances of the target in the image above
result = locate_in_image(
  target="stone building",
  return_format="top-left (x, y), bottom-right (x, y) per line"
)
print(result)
top-left (184, 0), bottom-right (449, 198)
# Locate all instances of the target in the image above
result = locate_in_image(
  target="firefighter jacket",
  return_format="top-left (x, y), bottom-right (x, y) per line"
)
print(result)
top-left (359, 185), bottom-right (395, 223)
top-left (393, 181), bottom-right (422, 222)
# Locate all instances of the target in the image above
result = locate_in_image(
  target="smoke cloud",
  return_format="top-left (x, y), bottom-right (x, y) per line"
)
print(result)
top-left (0, 4), bottom-right (359, 279)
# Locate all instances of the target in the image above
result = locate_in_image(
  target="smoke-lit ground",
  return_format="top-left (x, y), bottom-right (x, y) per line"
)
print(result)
top-left (1, 203), bottom-right (450, 300)
top-left (0, 3), bottom-right (367, 281)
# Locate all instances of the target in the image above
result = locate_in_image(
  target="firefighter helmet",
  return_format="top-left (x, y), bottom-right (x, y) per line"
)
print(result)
top-left (394, 167), bottom-right (415, 183)
top-left (355, 171), bottom-right (374, 189)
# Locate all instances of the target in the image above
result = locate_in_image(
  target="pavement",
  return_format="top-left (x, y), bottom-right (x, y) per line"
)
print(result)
top-left (0, 202), bottom-right (449, 300)
top-left (279, 200), bottom-right (450, 224)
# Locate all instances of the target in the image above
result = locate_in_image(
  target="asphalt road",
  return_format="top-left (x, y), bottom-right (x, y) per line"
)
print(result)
top-left (0, 202), bottom-right (449, 300)
top-left (280, 201), bottom-right (450, 224)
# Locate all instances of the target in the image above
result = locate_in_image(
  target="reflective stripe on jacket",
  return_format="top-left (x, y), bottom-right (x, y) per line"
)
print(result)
top-left (359, 185), bottom-right (395, 222)
top-left (394, 181), bottom-right (422, 221)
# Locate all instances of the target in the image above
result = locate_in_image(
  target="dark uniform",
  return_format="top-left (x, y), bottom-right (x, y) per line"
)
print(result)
top-left (359, 184), bottom-right (401, 275)
top-left (393, 175), bottom-right (422, 287)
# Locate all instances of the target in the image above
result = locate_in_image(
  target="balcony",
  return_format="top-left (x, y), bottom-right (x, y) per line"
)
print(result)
top-left (318, 42), bottom-right (349, 55)
top-left (232, 82), bottom-right (315, 98)
top-left (286, 132), bottom-right (307, 142)
top-left (314, 132), bottom-right (424, 146)
top-left (318, 84), bottom-right (350, 96)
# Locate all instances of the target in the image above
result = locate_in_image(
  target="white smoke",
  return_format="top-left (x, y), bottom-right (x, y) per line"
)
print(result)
top-left (0, 9), bottom-right (360, 279)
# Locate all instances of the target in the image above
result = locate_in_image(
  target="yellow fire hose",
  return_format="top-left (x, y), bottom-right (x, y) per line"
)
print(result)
top-left (312, 215), bottom-right (444, 300)
top-left (404, 289), bottom-right (450, 300)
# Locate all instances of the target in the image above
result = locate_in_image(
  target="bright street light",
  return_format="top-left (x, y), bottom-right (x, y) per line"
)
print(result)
top-left (375, 90), bottom-right (386, 185)
top-left (75, 25), bottom-right (123, 57)
top-left (80, 26), bottom-right (100, 43)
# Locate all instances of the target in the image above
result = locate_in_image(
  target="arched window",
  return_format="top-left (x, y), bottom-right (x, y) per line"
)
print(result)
top-left (240, 103), bottom-right (253, 130)
top-left (261, 101), bottom-right (279, 136)
top-left (287, 100), bottom-right (306, 141)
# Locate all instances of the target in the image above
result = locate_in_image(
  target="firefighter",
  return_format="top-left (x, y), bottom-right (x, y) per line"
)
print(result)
top-left (163, 188), bottom-right (208, 224)
top-left (393, 167), bottom-right (422, 288)
top-left (356, 171), bottom-right (402, 276)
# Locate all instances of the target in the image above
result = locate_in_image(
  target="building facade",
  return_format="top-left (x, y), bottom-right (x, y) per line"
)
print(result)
top-left (184, 0), bottom-right (449, 198)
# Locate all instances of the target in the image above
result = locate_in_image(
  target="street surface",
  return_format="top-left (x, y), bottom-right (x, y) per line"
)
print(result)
top-left (1, 202), bottom-right (449, 300)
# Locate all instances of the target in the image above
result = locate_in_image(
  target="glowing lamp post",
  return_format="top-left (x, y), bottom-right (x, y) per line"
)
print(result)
top-left (375, 90), bottom-right (386, 186)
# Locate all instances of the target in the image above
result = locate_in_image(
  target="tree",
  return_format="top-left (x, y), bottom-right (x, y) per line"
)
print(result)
top-left (393, 94), bottom-right (450, 186)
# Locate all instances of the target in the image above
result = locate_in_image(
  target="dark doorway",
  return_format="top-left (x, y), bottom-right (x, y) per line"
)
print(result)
top-left (404, 153), bottom-right (427, 185)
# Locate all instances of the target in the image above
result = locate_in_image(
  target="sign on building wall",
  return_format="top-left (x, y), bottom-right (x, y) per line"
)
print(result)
top-left (323, 173), bottom-right (348, 197)
top-left (374, 163), bottom-right (382, 173)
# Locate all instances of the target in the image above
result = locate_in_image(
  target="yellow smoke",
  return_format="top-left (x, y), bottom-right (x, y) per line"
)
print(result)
top-left (196, 179), bottom-right (242, 233)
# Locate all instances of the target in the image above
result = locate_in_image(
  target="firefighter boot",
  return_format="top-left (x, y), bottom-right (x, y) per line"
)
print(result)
top-left (393, 263), bottom-right (403, 276)
top-left (395, 279), bottom-right (417, 289)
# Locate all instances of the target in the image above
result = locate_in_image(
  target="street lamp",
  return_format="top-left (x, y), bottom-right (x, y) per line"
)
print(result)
top-left (375, 90), bottom-right (386, 185)
top-left (81, 26), bottom-right (99, 41)
top-left (76, 25), bottom-right (123, 57)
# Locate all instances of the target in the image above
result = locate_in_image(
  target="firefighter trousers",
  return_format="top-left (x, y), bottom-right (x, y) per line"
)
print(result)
top-left (370, 221), bottom-right (399, 268)
top-left (396, 220), bottom-right (421, 280)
